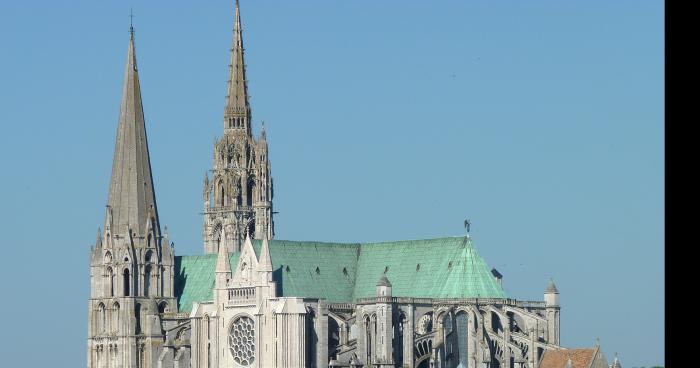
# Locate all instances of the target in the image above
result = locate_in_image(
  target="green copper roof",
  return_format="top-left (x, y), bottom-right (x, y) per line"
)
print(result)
top-left (174, 253), bottom-right (240, 313)
top-left (175, 236), bottom-right (505, 312)
top-left (352, 237), bottom-right (504, 300)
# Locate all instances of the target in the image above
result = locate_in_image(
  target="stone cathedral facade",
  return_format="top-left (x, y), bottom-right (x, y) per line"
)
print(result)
top-left (87, 2), bottom-right (616, 368)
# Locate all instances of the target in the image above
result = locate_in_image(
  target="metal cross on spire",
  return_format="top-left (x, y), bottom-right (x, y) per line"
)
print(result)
top-left (129, 8), bottom-right (134, 34)
top-left (464, 218), bottom-right (471, 234)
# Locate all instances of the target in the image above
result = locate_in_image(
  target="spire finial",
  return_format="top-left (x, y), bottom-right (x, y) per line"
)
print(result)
top-left (545, 278), bottom-right (559, 293)
top-left (260, 120), bottom-right (267, 140)
top-left (129, 8), bottom-right (134, 36)
top-left (224, 0), bottom-right (251, 132)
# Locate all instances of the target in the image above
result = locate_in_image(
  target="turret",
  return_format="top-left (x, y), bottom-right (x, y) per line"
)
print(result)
top-left (544, 278), bottom-right (560, 306)
top-left (544, 279), bottom-right (561, 345)
top-left (375, 274), bottom-right (394, 366)
top-left (376, 274), bottom-right (393, 297)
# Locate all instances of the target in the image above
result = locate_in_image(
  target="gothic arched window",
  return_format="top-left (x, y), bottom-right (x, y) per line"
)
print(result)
top-left (220, 185), bottom-right (225, 207)
top-left (213, 224), bottom-right (223, 252)
top-left (112, 302), bottom-right (120, 334)
top-left (106, 267), bottom-right (114, 297)
top-left (328, 317), bottom-right (340, 359)
top-left (207, 343), bottom-right (211, 368)
top-left (455, 311), bottom-right (469, 366)
top-left (364, 316), bottom-right (372, 363)
top-left (123, 268), bottom-right (130, 297)
top-left (135, 303), bottom-right (142, 335)
top-left (98, 303), bottom-right (106, 334)
top-left (144, 265), bottom-right (152, 297)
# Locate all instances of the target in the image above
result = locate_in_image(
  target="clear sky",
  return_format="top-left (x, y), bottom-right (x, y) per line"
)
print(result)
top-left (0, 0), bottom-right (663, 366)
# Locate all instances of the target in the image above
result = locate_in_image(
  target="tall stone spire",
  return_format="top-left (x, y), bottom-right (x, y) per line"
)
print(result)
top-left (203, 0), bottom-right (274, 254)
top-left (106, 26), bottom-right (160, 237)
top-left (224, 0), bottom-right (251, 133)
top-left (88, 25), bottom-right (176, 368)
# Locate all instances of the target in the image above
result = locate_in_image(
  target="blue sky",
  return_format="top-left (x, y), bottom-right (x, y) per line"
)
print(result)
top-left (0, 0), bottom-right (663, 366)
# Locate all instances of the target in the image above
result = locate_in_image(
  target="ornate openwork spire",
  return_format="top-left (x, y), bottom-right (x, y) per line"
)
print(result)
top-left (106, 25), bottom-right (160, 237)
top-left (224, 0), bottom-right (251, 132)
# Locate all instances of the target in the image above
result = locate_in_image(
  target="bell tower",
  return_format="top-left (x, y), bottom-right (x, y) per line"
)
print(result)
top-left (203, 0), bottom-right (274, 253)
top-left (88, 25), bottom-right (176, 368)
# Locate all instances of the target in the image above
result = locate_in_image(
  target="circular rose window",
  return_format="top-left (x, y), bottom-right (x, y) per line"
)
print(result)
top-left (416, 313), bottom-right (433, 335)
top-left (228, 316), bottom-right (255, 365)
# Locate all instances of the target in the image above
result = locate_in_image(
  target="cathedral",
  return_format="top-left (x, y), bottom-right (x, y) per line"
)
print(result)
top-left (86, 2), bottom-right (620, 368)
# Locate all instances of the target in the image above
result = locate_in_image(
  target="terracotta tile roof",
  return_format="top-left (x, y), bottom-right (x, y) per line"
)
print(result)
top-left (539, 349), bottom-right (594, 368)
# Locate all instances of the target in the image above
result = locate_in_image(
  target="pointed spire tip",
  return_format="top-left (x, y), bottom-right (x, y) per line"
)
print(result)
top-left (129, 8), bottom-right (135, 36)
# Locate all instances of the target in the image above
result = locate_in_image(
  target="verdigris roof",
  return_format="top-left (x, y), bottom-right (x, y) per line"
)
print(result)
top-left (175, 236), bottom-right (505, 312)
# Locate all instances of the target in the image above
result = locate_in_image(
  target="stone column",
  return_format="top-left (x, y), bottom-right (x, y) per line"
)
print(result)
top-left (529, 326), bottom-right (536, 367)
top-left (403, 305), bottom-right (414, 368)
top-left (502, 317), bottom-right (510, 368)
top-left (317, 303), bottom-right (329, 368)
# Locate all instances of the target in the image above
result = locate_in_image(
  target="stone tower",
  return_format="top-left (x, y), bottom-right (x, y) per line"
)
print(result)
top-left (375, 275), bottom-right (395, 367)
top-left (88, 26), bottom-right (176, 368)
top-left (203, 0), bottom-right (274, 254)
top-left (544, 279), bottom-right (561, 345)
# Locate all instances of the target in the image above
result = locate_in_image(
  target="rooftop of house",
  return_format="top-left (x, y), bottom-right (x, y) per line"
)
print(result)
top-left (539, 348), bottom-right (598, 368)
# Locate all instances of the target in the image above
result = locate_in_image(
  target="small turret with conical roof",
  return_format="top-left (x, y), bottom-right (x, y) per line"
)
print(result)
top-left (376, 274), bottom-right (392, 297)
top-left (545, 278), bottom-right (560, 306)
top-left (544, 278), bottom-right (561, 345)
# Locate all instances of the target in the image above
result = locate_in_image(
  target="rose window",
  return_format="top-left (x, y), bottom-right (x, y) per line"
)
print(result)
top-left (228, 316), bottom-right (255, 365)
top-left (416, 313), bottom-right (433, 335)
